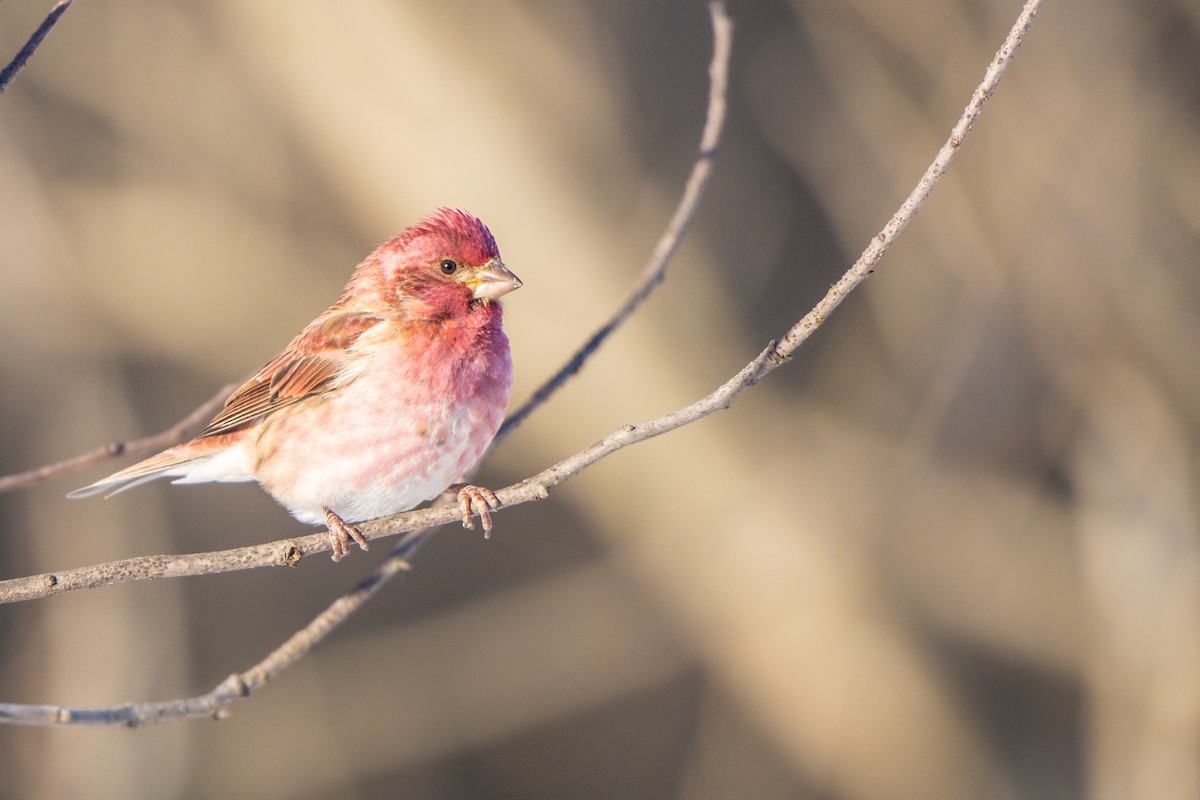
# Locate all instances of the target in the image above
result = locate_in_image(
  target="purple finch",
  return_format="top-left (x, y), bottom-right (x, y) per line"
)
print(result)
top-left (71, 208), bottom-right (521, 560)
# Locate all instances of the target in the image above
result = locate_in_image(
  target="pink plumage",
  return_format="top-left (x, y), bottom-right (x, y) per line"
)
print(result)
top-left (71, 209), bottom-right (522, 560)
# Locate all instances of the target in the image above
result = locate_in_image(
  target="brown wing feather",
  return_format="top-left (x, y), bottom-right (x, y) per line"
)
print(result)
top-left (270, 355), bottom-right (342, 398)
top-left (198, 311), bottom-right (384, 439)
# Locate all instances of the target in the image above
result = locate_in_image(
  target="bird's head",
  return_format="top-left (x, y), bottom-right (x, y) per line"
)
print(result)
top-left (349, 208), bottom-right (522, 321)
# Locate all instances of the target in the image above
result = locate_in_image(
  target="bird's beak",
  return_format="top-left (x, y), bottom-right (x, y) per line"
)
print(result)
top-left (468, 260), bottom-right (523, 301)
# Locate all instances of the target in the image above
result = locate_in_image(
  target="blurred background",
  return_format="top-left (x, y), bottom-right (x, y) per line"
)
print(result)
top-left (0, 0), bottom-right (1197, 797)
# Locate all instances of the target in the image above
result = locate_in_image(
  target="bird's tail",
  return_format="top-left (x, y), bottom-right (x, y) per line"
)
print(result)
top-left (67, 449), bottom-right (202, 499)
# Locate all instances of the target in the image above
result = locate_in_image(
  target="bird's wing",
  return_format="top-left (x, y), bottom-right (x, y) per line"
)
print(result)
top-left (197, 310), bottom-right (385, 438)
top-left (67, 310), bottom-right (387, 499)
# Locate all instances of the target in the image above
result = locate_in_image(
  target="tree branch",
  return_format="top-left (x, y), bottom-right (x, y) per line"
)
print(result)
top-left (0, 383), bottom-right (238, 494)
top-left (0, 535), bottom-right (421, 726)
top-left (0, 0), bottom-right (75, 94)
top-left (495, 0), bottom-right (732, 443)
top-left (0, 0), bottom-right (1042, 725)
top-left (769, 0), bottom-right (1042, 363)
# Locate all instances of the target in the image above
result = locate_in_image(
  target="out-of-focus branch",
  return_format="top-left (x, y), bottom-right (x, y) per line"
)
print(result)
top-left (0, 0), bottom-right (1042, 725)
top-left (0, 0), bottom-right (75, 94)
top-left (0, 383), bottom-right (238, 494)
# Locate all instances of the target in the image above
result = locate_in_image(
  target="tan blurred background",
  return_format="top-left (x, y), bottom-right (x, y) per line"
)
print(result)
top-left (1, 0), bottom-right (1197, 797)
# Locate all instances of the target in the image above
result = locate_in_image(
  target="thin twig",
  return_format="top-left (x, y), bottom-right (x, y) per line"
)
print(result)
top-left (0, 535), bottom-right (421, 726)
top-left (769, 0), bottom-right (1042, 363)
top-left (0, 0), bottom-right (1041, 725)
top-left (495, 2), bottom-right (731, 443)
top-left (0, 383), bottom-right (238, 494)
top-left (0, 0), bottom-right (74, 94)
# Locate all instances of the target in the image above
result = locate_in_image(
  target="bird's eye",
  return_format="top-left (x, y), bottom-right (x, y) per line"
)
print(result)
top-left (439, 259), bottom-right (458, 275)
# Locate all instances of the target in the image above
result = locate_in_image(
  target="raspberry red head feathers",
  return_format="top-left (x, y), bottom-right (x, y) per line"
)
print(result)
top-left (400, 208), bottom-right (501, 267)
top-left (344, 208), bottom-right (514, 314)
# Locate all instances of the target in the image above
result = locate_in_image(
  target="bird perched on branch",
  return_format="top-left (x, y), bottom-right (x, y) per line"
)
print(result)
top-left (71, 208), bottom-right (522, 561)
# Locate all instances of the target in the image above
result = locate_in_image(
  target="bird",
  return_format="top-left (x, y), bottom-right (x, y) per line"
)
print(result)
top-left (70, 208), bottom-right (522, 561)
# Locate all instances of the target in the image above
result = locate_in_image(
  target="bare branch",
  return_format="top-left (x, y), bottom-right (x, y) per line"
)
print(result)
top-left (0, 383), bottom-right (238, 494)
top-left (770, 0), bottom-right (1041, 363)
top-left (0, 535), bottom-right (422, 726)
top-left (0, 0), bottom-right (75, 94)
top-left (0, 0), bottom-right (1042, 724)
top-left (496, 2), bottom-right (732, 443)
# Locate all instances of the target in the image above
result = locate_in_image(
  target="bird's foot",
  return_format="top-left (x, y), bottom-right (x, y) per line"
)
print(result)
top-left (325, 507), bottom-right (369, 562)
top-left (451, 484), bottom-right (502, 538)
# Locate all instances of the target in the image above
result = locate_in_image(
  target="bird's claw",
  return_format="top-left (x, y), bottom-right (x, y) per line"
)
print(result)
top-left (452, 484), bottom-right (502, 538)
top-left (325, 507), bottom-right (368, 562)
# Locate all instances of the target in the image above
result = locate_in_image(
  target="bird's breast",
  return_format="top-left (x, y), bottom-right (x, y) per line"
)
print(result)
top-left (253, 317), bottom-right (512, 524)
